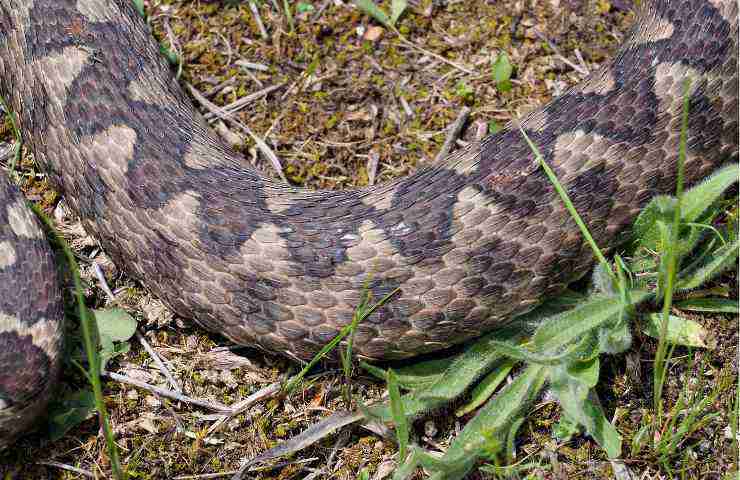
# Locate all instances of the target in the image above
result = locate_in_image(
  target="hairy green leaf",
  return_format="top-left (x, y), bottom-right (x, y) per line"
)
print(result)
top-left (388, 369), bottom-right (409, 460)
top-left (456, 360), bottom-right (515, 417)
top-left (675, 297), bottom-right (739, 314)
top-left (676, 239), bottom-right (738, 291)
top-left (390, 0), bottom-right (408, 26)
top-left (642, 313), bottom-right (708, 348)
top-left (439, 365), bottom-right (547, 469)
top-left (355, 0), bottom-right (390, 27)
top-left (532, 291), bottom-right (651, 351)
top-left (549, 368), bottom-right (622, 458)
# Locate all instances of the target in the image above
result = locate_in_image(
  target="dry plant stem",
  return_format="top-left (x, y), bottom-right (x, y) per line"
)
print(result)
top-left (533, 28), bottom-right (590, 76)
top-left (37, 461), bottom-right (95, 478)
top-left (186, 83), bottom-right (288, 182)
top-left (202, 83), bottom-right (285, 121)
top-left (174, 472), bottom-right (237, 479)
top-left (91, 261), bottom-right (183, 394)
top-left (135, 330), bottom-right (183, 394)
top-left (248, 1), bottom-right (268, 40)
top-left (103, 370), bottom-right (232, 413)
top-left (435, 106), bottom-right (471, 162)
top-left (393, 28), bottom-right (475, 75)
top-left (92, 261), bottom-right (116, 301)
top-left (205, 381), bottom-right (282, 436)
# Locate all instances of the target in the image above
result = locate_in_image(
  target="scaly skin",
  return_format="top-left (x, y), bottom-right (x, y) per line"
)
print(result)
top-left (0, 0), bottom-right (737, 447)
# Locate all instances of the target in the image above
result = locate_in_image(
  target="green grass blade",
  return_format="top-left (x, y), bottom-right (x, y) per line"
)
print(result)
top-left (31, 205), bottom-right (126, 479)
top-left (653, 78), bottom-right (692, 429)
top-left (387, 369), bottom-right (409, 461)
top-left (517, 123), bottom-right (612, 274)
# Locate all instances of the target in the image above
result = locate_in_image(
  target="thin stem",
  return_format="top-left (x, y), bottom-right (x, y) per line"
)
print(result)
top-left (653, 79), bottom-right (691, 428)
top-left (31, 204), bottom-right (126, 480)
top-left (517, 123), bottom-right (613, 275)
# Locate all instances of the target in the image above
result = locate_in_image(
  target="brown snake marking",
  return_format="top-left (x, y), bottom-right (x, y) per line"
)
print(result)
top-left (0, 0), bottom-right (737, 448)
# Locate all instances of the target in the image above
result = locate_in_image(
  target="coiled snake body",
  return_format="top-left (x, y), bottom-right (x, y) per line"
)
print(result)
top-left (0, 0), bottom-right (737, 448)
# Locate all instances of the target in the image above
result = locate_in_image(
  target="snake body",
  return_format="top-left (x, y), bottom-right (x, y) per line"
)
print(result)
top-left (0, 0), bottom-right (737, 448)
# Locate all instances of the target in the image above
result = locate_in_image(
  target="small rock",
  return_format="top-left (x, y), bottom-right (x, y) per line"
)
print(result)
top-left (424, 420), bottom-right (438, 438)
top-left (372, 459), bottom-right (396, 480)
top-left (364, 26), bottom-right (385, 42)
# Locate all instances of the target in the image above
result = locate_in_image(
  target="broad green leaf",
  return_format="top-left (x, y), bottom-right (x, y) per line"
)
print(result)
top-left (566, 357), bottom-right (600, 389)
top-left (361, 357), bottom-right (454, 391)
top-left (532, 291), bottom-right (651, 351)
top-left (680, 164), bottom-right (739, 224)
top-left (439, 365), bottom-right (547, 468)
top-left (549, 368), bottom-right (622, 458)
top-left (296, 2), bottom-right (315, 13)
top-left (47, 389), bottom-right (97, 441)
top-left (390, 0), bottom-right (408, 26)
top-left (553, 411), bottom-right (581, 442)
top-left (631, 195), bottom-right (674, 250)
top-left (488, 120), bottom-right (503, 134)
top-left (630, 423), bottom-right (651, 456)
top-left (99, 342), bottom-right (131, 372)
top-left (93, 308), bottom-right (137, 370)
top-left (504, 417), bottom-right (526, 462)
top-left (93, 308), bottom-right (137, 342)
top-left (456, 360), bottom-right (515, 416)
top-left (388, 369), bottom-right (409, 461)
top-left (132, 0), bottom-right (145, 16)
top-left (642, 313), bottom-right (708, 348)
top-left (367, 325), bottom-right (526, 422)
top-left (597, 315), bottom-right (633, 354)
top-left (486, 336), bottom-right (592, 365)
top-left (355, 0), bottom-right (390, 27)
top-left (675, 297), bottom-right (739, 314)
top-left (492, 53), bottom-right (513, 92)
top-left (676, 239), bottom-right (738, 291)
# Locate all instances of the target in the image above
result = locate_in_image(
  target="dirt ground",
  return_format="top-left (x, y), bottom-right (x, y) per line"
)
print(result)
top-left (0, 0), bottom-right (737, 479)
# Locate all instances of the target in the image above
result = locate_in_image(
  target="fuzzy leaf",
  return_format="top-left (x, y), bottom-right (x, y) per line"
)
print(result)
top-left (566, 357), bottom-right (600, 388)
top-left (367, 325), bottom-right (526, 422)
top-left (361, 357), bottom-right (454, 391)
top-left (676, 239), bottom-right (738, 291)
top-left (680, 164), bottom-right (739, 224)
top-left (390, 0), bottom-right (408, 26)
top-left (355, 0), bottom-right (390, 27)
top-left (642, 313), bottom-right (708, 348)
top-left (456, 360), bottom-right (515, 417)
top-left (439, 365), bottom-right (547, 468)
top-left (549, 368), bottom-right (622, 458)
top-left (388, 369), bottom-right (409, 460)
top-left (631, 195), bottom-right (675, 251)
top-left (532, 291), bottom-right (651, 352)
top-left (675, 297), bottom-right (739, 314)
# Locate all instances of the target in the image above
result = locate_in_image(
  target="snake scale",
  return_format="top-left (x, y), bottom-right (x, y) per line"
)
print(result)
top-left (0, 0), bottom-right (737, 449)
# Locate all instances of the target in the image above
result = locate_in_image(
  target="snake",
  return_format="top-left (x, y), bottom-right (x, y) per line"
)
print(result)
top-left (0, 0), bottom-right (737, 450)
